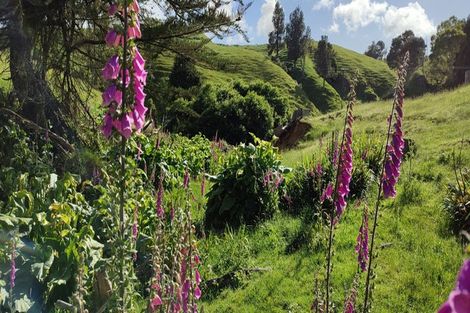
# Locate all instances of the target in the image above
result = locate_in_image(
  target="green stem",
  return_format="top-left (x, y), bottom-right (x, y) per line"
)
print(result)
top-left (119, 3), bottom-right (129, 312)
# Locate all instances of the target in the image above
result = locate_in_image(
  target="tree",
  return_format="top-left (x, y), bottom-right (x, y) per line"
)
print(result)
top-left (285, 7), bottom-right (310, 65)
top-left (267, 1), bottom-right (285, 57)
top-left (169, 55), bottom-right (201, 89)
top-left (386, 30), bottom-right (426, 73)
top-left (314, 35), bottom-right (337, 84)
top-left (365, 40), bottom-right (386, 60)
top-left (426, 16), bottom-right (466, 88)
top-left (454, 16), bottom-right (470, 85)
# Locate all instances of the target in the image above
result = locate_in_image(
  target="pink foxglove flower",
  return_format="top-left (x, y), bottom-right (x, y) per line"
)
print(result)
top-left (127, 19), bottom-right (142, 39)
top-left (343, 276), bottom-right (358, 313)
top-left (105, 29), bottom-right (122, 47)
top-left (113, 113), bottom-right (133, 139)
top-left (102, 55), bottom-right (120, 80)
top-left (355, 206), bottom-right (369, 272)
top-left (320, 183), bottom-right (333, 203)
top-left (335, 97), bottom-right (354, 220)
top-left (150, 295), bottom-right (163, 311)
top-left (183, 169), bottom-right (190, 189)
top-left (130, 0), bottom-right (140, 13)
top-left (439, 259), bottom-right (470, 313)
top-left (102, 113), bottom-right (114, 138)
top-left (382, 52), bottom-right (409, 199)
top-left (102, 84), bottom-right (122, 107)
top-left (108, 3), bottom-right (118, 16)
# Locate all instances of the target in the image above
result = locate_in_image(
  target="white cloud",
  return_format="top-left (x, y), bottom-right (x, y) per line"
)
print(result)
top-left (330, 0), bottom-right (436, 39)
top-left (313, 0), bottom-right (335, 11)
top-left (382, 2), bottom-right (435, 38)
top-left (256, 0), bottom-right (276, 37)
top-left (332, 0), bottom-right (388, 32)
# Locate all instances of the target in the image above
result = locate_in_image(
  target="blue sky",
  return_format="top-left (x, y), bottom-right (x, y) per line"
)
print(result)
top-left (216, 0), bottom-right (470, 53)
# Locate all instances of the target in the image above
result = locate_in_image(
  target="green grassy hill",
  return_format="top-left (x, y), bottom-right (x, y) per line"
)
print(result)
top-left (199, 84), bottom-right (470, 312)
top-left (154, 41), bottom-right (396, 114)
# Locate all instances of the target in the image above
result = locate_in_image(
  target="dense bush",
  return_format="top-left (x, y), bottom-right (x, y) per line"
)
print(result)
top-left (196, 85), bottom-right (276, 144)
top-left (204, 138), bottom-right (289, 231)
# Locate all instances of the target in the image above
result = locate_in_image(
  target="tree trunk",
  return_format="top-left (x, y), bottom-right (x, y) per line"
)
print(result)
top-left (7, 0), bottom-right (75, 141)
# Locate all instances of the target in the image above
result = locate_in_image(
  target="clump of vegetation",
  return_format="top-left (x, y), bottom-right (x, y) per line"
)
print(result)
top-left (444, 159), bottom-right (470, 237)
top-left (204, 138), bottom-right (289, 231)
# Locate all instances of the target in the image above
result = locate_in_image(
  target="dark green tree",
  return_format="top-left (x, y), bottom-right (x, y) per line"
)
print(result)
top-left (314, 35), bottom-right (337, 84)
top-left (453, 16), bottom-right (470, 85)
top-left (267, 1), bottom-right (284, 57)
top-left (365, 40), bottom-right (386, 60)
top-left (169, 55), bottom-right (201, 89)
top-left (386, 30), bottom-right (426, 73)
top-left (426, 16), bottom-right (466, 87)
top-left (285, 7), bottom-right (310, 65)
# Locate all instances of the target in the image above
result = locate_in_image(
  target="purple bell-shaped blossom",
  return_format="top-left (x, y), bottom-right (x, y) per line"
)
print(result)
top-left (102, 55), bottom-right (120, 80)
top-left (355, 206), bottom-right (369, 272)
top-left (102, 84), bottom-right (122, 107)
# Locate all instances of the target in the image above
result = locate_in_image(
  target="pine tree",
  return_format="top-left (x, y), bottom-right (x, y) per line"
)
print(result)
top-left (285, 7), bottom-right (310, 65)
top-left (314, 35), bottom-right (337, 85)
top-left (267, 1), bottom-right (285, 57)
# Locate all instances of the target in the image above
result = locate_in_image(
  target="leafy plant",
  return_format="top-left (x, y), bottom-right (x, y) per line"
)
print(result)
top-left (204, 138), bottom-right (289, 230)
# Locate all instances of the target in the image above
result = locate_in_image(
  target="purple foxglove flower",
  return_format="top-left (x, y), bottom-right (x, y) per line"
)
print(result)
top-left (102, 55), bottom-right (120, 80)
top-left (355, 207), bottom-right (369, 272)
top-left (320, 183), bottom-right (333, 203)
top-left (315, 163), bottom-right (323, 176)
top-left (183, 169), bottom-right (190, 189)
top-left (439, 259), bottom-right (470, 313)
top-left (150, 295), bottom-right (162, 311)
top-left (134, 83), bottom-right (146, 106)
top-left (130, 0), bottom-right (140, 13)
top-left (102, 113), bottom-right (114, 138)
top-left (102, 84), bottom-right (122, 107)
top-left (108, 3), bottom-right (118, 16)
top-left (105, 29), bottom-right (122, 47)
top-left (113, 113), bottom-right (132, 138)
top-left (156, 176), bottom-right (164, 218)
top-left (127, 19), bottom-right (142, 39)
top-left (194, 286), bottom-right (201, 300)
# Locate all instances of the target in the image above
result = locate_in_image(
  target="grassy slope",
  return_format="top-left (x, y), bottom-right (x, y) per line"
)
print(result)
top-left (199, 85), bottom-right (470, 312)
top-left (155, 42), bottom-right (395, 113)
top-left (332, 45), bottom-right (396, 98)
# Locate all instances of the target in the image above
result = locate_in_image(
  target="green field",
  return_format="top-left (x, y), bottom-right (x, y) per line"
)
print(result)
top-left (199, 84), bottom-right (470, 312)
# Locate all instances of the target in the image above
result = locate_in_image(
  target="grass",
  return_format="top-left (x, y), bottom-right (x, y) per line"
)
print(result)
top-left (198, 84), bottom-right (470, 312)
top-left (154, 41), bottom-right (396, 114)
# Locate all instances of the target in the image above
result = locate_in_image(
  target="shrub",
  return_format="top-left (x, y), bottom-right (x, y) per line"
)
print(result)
top-left (444, 167), bottom-right (470, 237)
top-left (204, 138), bottom-right (289, 231)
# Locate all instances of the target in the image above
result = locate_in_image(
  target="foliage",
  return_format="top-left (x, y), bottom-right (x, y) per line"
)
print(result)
top-left (453, 17), bottom-right (470, 85)
top-left (314, 35), bottom-right (337, 82)
top-left (427, 16), bottom-right (466, 88)
top-left (285, 7), bottom-right (311, 65)
top-left (204, 138), bottom-right (289, 231)
top-left (364, 41), bottom-right (386, 60)
top-left (444, 156), bottom-right (470, 238)
top-left (169, 55), bottom-right (201, 89)
top-left (267, 1), bottom-right (285, 57)
top-left (386, 30), bottom-right (426, 74)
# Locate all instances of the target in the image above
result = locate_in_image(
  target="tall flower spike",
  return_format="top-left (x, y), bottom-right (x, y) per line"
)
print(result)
top-left (382, 51), bottom-right (409, 198)
top-left (355, 205), bottom-right (369, 272)
top-left (344, 275), bottom-right (359, 313)
top-left (101, 1), bottom-right (148, 139)
top-left (334, 85), bottom-right (355, 220)
top-left (156, 174), bottom-right (164, 218)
